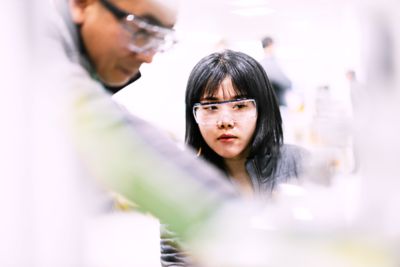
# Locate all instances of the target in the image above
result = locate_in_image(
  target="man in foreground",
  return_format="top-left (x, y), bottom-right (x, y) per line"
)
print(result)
top-left (33, 0), bottom-right (237, 264)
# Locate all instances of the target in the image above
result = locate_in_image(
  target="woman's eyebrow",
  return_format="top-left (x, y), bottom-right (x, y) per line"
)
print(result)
top-left (200, 94), bottom-right (246, 101)
top-left (200, 96), bottom-right (219, 102)
top-left (234, 95), bottom-right (247, 99)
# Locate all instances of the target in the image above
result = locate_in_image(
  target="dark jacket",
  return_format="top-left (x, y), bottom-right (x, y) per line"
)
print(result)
top-left (160, 144), bottom-right (308, 267)
top-left (259, 55), bottom-right (292, 106)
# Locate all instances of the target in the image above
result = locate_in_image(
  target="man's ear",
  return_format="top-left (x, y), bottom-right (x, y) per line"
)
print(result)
top-left (69, 0), bottom-right (95, 24)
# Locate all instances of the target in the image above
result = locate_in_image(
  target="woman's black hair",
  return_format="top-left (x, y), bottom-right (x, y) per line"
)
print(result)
top-left (185, 49), bottom-right (283, 174)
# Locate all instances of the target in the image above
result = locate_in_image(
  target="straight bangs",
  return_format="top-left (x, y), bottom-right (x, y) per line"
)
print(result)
top-left (198, 64), bottom-right (249, 101)
top-left (223, 52), bottom-right (265, 101)
top-left (200, 70), bottom-right (227, 99)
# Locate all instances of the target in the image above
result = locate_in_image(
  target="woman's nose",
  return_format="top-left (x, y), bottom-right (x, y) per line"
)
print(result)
top-left (216, 115), bottom-right (235, 128)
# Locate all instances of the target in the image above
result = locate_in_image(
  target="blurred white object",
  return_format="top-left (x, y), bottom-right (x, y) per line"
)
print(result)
top-left (0, 1), bottom-right (30, 266)
top-left (84, 212), bottom-right (161, 267)
top-left (191, 176), bottom-right (395, 267)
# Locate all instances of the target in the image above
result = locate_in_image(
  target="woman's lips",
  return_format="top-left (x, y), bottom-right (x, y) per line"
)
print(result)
top-left (218, 134), bottom-right (237, 142)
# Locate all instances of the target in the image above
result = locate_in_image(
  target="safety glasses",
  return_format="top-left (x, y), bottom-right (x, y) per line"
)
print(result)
top-left (99, 0), bottom-right (177, 53)
top-left (193, 98), bottom-right (257, 126)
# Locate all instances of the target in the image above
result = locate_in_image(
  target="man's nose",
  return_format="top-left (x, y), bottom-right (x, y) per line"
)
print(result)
top-left (135, 49), bottom-right (157, 63)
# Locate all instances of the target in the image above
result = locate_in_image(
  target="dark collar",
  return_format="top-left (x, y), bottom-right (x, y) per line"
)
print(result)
top-left (104, 72), bottom-right (142, 94)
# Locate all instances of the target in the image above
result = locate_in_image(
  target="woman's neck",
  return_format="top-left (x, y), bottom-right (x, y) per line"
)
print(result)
top-left (224, 158), bottom-right (253, 197)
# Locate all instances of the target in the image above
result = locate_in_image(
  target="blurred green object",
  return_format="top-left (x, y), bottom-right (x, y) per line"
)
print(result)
top-left (71, 88), bottom-right (237, 238)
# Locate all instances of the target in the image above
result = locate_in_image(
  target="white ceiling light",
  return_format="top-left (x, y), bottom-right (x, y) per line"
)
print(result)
top-left (230, 0), bottom-right (268, 7)
top-left (231, 6), bottom-right (276, 17)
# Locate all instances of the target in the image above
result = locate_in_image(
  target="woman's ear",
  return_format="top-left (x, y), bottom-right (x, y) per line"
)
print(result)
top-left (69, 0), bottom-right (95, 24)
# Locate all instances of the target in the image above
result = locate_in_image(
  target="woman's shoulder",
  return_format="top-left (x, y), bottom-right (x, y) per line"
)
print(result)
top-left (280, 143), bottom-right (309, 158)
top-left (277, 144), bottom-right (310, 174)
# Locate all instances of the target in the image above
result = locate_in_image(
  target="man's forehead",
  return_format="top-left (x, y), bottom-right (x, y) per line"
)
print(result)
top-left (122, 0), bottom-right (180, 27)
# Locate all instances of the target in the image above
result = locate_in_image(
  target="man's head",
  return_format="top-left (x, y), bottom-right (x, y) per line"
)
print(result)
top-left (261, 36), bottom-right (274, 49)
top-left (69, 0), bottom-right (179, 87)
top-left (261, 36), bottom-right (275, 55)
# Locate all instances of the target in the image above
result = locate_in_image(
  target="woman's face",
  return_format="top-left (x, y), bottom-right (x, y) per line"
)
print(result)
top-left (196, 78), bottom-right (257, 160)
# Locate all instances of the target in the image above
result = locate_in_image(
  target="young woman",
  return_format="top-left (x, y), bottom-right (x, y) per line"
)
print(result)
top-left (161, 49), bottom-right (307, 266)
top-left (185, 49), bottom-right (306, 196)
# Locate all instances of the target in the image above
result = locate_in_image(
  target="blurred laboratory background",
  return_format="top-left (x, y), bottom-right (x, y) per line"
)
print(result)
top-left (113, 0), bottom-right (400, 264)
top-left (2, 0), bottom-right (400, 266)
top-left (111, 0), bottom-right (400, 264)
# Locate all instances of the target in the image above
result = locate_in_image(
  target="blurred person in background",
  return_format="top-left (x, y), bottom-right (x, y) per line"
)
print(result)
top-left (345, 69), bottom-right (366, 113)
top-left (345, 69), bottom-right (365, 173)
top-left (160, 49), bottom-right (308, 267)
top-left (259, 36), bottom-right (292, 107)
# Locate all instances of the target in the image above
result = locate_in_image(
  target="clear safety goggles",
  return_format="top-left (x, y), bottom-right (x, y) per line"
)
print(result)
top-left (193, 98), bottom-right (257, 126)
top-left (99, 0), bottom-right (177, 54)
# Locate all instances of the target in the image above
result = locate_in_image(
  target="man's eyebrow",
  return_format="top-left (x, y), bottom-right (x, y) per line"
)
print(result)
top-left (140, 14), bottom-right (174, 29)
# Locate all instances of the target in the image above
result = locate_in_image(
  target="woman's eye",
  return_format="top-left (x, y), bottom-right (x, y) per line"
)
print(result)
top-left (205, 105), bottom-right (218, 111)
top-left (234, 103), bottom-right (247, 109)
top-left (200, 104), bottom-right (218, 112)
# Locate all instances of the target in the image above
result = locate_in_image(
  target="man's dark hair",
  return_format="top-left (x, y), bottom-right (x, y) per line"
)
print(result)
top-left (261, 36), bottom-right (274, 48)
